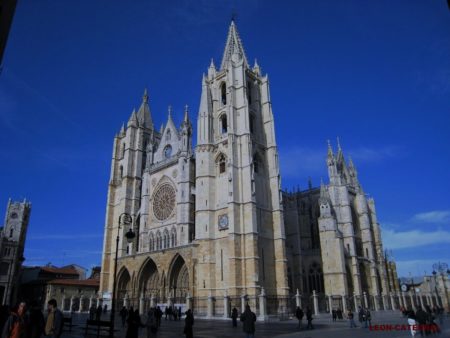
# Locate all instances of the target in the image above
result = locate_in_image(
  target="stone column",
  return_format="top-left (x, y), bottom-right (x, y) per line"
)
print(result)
top-left (427, 294), bottom-right (432, 307)
top-left (382, 294), bottom-right (388, 310)
top-left (419, 293), bottom-right (425, 310)
top-left (390, 293), bottom-right (396, 310)
top-left (409, 291), bottom-right (416, 311)
top-left (363, 292), bottom-right (368, 308)
top-left (89, 296), bottom-right (93, 311)
top-left (258, 288), bottom-right (268, 322)
top-left (207, 292), bottom-right (213, 318)
top-left (313, 290), bottom-right (319, 315)
top-left (295, 289), bottom-right (302, 308)
top-left (185, 293), bottom-right (191, 310)
top-left (328, 295), bottom-right (333, 314)
top-left (241, 294), bottom-right (247, 314)
top-left (78, 297), bottom-right (83, 313)
top-left (341, 294), bottom-right (347, 313)
top-left (374, 294), bottom-right (380, 311)
top-left (150, 294), bottom-right (156, 308)
top-left (69, 297), bottom-right (74, 313)
top-left (353, 291), bottom-right (358, 311)
top-left (123, 294), bottom-right (128, 308)
top-left (401, 292), bottom-right (407, 308)
top-left (139, 293), bottom-right (145, 314)
top-left (223, 291), bottom-right (229, 319)
top-left (61, 295), bottom-right (66, 311)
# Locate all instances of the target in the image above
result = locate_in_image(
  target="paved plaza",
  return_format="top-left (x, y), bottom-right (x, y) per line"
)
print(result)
top-left (60, 311), bottom-right (449, 338)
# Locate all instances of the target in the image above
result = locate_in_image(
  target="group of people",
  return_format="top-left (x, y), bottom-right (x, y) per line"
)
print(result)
top-left (345, 306), bottom-right (371, 328)
top-left (294, 306), bottom-right (314, 330)
top-left (0, 299), bottom-right (63, 338)
top-left (117, 305), bottom-right (194, 338)
top-left (331, 308), bottom-right (344, 321)
top-left (88, 303), bottom-right (108, 321)
top-left (405, 305), bottom-right (443, 336)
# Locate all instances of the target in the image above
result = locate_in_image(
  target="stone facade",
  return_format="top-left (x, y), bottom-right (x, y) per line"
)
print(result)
top-left (100, 22), bottom-right (398, 317)
top-left (284, 142), bottom-right (400, 312)
top-left (0, 199), bottom-right (31, 305)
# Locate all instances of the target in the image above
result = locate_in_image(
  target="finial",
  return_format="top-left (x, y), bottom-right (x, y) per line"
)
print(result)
top-left (184, 104), bottom-right (189, 113)
top-left (327, 139), bottom-right (333, 155)
top-left (168, 105), bottom-right (172, 118)
top-left (143, 88), bottom-right (149, 103)
top-left (253, 58), bottom-right (259, 68)
top-left (209, 58), bottom-right (215, 68)
top-left (337, 136), bottom-right (342, 151)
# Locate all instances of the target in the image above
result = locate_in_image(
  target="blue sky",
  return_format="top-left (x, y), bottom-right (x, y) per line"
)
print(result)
top-left (0, 0), bottom-right (449, 278)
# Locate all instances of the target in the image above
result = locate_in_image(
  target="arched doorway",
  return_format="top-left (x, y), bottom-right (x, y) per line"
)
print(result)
top-left (168, 255), bottom-right (189, 303)
top-left (117, 268), bottom-right (131, 305)
top-left (138, 258), bottom-right (160, 301)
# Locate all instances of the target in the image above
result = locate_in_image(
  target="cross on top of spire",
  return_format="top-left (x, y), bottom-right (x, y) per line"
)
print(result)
top-left (220, 20), bottom-right (248, 70)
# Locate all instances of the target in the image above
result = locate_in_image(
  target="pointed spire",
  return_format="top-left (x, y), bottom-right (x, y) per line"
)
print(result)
top-left (137, 88), bottom-right (153, 129)
top-left (209, 58), bottom-right (215, 69)
top-left (127, 108), bottom-right (138, 127)
top-left (183, 104), bottom-right (190, 123)
top-left (167, 105), bottom-right (173, 120)
top-left (119, 123), bottom-right (125, 136)
top-left (336, 136), bottom-right (344, 162)
top-left (253, 58), bottom-right (260, 75)
top-left (220, 20), bottom-right (248, 70)
top-left (160, 123), bottom-right (164, 134)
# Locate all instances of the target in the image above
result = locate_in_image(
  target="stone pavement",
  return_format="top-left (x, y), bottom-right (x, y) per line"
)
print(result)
top-left (60, 311), bottom-right (449, 338)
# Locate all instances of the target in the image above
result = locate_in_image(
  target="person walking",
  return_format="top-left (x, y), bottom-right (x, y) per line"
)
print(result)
top-left (332, 309), bottom-right (337, 322)
top-left (120, 306), bottom-right (128, 328)
top-left (88, 304), bottom-right (96, 320)
top-left (415, 307), bottom-right (427, 337)
top-left (1, 302), bottom-right (28, 338)
top-left (95, 304), bottom-right (102, 321)
top-left (145, 308), bottom-right (158, 338)
top-left (231, 307), bottom-right (238, 327)
top-left (45, 299), bottom-right (63, 338)
top-left (407, 309), bottom-right (417, 337)
top-left (347, 309), bottom-right (357, 328)
top-left (295, 307), bottom-right (303, 329)
top-left (125, 309), bottom-right (142, 338)
top-left (240, 305), bottom-right (256, 338)
top-left (306, 307), bottom-right (314, 330)
top-left (365, 308), bottom-right (371, 327)
top-left (183, 309), bottom-right (194, 338)
top-left (156, 306), bottom-right (162, 328)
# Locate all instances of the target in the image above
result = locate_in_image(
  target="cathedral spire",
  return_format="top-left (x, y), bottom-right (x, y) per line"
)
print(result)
top-left (136, 88), bottom-right (153, 129)
top-left (327, 139), bottom-right (335, 165)
top-left (127, 108), bottom-right (138, 127)
top-left (220, 20), bottom-right (248, 70)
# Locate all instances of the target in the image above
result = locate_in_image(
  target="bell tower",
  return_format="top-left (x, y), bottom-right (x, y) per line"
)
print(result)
top-left (195, 21), bottom-right (288, 304)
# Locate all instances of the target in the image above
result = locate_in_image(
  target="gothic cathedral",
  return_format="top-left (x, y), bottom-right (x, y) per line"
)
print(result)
top-left (100, 21), bottom-right (399, 317)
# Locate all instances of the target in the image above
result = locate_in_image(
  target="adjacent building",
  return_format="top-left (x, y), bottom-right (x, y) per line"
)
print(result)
top-left (0, 199), bottom-right (31, 305)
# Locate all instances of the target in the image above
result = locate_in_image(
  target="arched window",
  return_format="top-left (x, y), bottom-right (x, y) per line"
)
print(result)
top-left (156, 232), bottom-right (161, 250)
top-left (119, 165), bottom-right (123, 178)
top-left (220, 114), bottom-right (227, 134)
top-left (163, 230), bottom-right (169, 248)
top-left (308, 262), bottom-right (324, 293)
top-left (166, 130), bottom-right (171, 141)
top-left (9, 228), bottom-right (13, 238)
top-left (221, 82), bottom-right (227, 105)
top-left (171, 229), bottom-right (176, 247)
top-left (149, 233), bottom-right (154, 251)
top-left (122, 143), bottom-right (126, 158)
top-left (164, 145), bottom-right (172, 159)
top-left (218, 154), bottom-right (226, 174)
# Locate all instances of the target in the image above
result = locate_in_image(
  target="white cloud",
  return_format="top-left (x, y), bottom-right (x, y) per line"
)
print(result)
top-left (412, 210), bottom-right (450, 224)
top-left (382, 228), bottom-right (450, 250)
top-left (348, 146), bottom-right (403, 163)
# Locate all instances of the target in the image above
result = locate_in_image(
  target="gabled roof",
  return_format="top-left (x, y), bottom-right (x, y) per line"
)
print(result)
top-left (48, 279), bottom-right (99, 287)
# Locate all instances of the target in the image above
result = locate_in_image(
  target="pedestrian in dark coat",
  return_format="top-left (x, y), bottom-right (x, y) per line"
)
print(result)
top-left (145, 308), bottom-right (158, 338)
top-left (415, 308), bottom-right (428, 337)
top-left (306, 307), bottom-right (314, 330)
top-left (240, 305), bottom-right (256, 338)
top-left (89, 304), bottom-right (96, 320)
top-left (125, 309), bottom-right (141, 338)
top-left (156, 306), bottom-right (162, 328)
top-left (332, 309), bottom-right (337, 322)
top-left (95, 305), bottom-right (102, 321)
top-left (183, 309), bottom-right (194, 338)
top-left (119, 306), bottom-right (128, 328)
top-left (348, 309), bottom-right (357, 328)
top-left (231, 307), bottom-right (238, 327)
top-left (295, 307), bottom-right (304, 329)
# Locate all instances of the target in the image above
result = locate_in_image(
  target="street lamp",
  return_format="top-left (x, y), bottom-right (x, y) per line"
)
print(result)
top-left (432, 262), bottom-right (449, 312)
top-left (110, 213), bottom-right (136, 338)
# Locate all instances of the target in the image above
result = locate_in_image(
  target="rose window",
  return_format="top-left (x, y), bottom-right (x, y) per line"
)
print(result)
top-left (153, 184), bottom-right (176, 221)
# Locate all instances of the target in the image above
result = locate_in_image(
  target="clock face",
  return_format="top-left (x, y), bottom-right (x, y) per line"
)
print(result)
top-left (218, 214), bottom-right (229, 230)
top-left (401, 284), bottom-right (408, 292)
top-left (152, 183), bottom-right (176, 221)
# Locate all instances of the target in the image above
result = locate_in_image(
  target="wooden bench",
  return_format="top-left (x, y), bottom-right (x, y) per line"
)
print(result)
top-left (84, 319), bottom-right (115, 337)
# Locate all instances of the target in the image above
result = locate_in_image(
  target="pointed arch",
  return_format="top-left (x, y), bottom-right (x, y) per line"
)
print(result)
top-left (149, 232), bottom-right (155, 251)
top-left (220, 82), bottom-right (227, 105)
top-left (156, 231), bottom-right (162, 250)
top-left (167, 254), bottom-right (189, 302)
top-left (215, 152), bottom-right (227, 174)
top-left (163, 229), bottom-right (170, 248)
top-left (116, 267), bottom-right (131, 300)
top-left (170, 227), bottom-right (177, 247)
top-left (137, 257), bottom-right (160, 298)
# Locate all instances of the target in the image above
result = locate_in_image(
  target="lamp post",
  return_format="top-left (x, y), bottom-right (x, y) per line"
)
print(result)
top-left (432, 262), bottom-right (449, 312)
top-left (109, 213), bottom-right (136, 338)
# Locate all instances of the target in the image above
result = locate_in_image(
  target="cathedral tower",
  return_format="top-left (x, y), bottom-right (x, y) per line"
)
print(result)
top-left (195, 21), bottom-right (288, 307)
